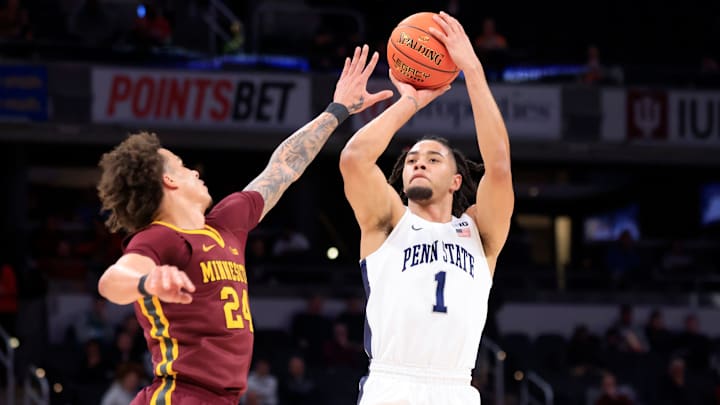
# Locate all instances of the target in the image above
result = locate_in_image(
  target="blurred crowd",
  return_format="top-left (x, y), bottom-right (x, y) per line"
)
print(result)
top-left (3, 183), bottom-right (717, 307)
top-left (0, 1), bottom-right (719, 404)
top-left (0, 181), bottom-right (717, 404)
top-left (0, 0), bottom-right (173, 49)
top-left (20, 284), bottom-right (720, 404)
top-left (42, 293), bottom-right (371, 404)
top-left (0, 0), bottom-right (717, 85)
top-left (493, 304), bottom-right (720, 405)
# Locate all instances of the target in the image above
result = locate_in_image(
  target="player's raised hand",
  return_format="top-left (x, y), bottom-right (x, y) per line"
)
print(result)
top-left (144, 265), bottom-right (196, 304)
top-left (333, 44), bottom-right (394, 115)
top-left (429, 11), bottom-right (481, 72)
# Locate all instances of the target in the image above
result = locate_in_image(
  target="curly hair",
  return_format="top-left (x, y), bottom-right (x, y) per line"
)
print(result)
top-left (388, 135), bottom-right (484, 217)
top-left (97, 132), bottom-right (165, 233)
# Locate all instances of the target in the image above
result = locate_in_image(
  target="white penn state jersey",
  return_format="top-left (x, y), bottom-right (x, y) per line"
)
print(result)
top-left (361, 208), bottom-right (492, 371)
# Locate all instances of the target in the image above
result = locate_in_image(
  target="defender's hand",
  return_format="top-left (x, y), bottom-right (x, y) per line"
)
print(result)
top-left (333, 44), bottom-right (394, 115)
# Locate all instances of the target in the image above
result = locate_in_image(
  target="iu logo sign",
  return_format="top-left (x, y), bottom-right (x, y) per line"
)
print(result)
top-left (626, 90), bottom-right (668, 140)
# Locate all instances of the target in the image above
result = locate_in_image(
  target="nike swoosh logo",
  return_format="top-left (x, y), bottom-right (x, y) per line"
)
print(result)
top-left (411, 225), bottom-right (423, 231)
top-left (202, 244), bottom-right (216, 252)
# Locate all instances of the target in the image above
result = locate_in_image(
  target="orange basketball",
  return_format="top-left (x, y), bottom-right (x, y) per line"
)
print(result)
top-left (387, 12), bottom-right (459, 89)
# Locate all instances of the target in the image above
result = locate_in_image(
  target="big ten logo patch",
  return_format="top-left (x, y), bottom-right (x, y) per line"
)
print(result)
top-left (626, 90), bottom-right (668, 140)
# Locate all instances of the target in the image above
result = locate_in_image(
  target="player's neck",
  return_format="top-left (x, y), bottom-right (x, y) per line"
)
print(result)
top-left (156, 199), bottom-right (206, 230)
top-left (408, 200), bottom-right (453, 223)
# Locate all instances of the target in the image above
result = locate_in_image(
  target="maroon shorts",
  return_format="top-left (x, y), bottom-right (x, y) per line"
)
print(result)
top-left (130, 379), bottom-right (241, 405)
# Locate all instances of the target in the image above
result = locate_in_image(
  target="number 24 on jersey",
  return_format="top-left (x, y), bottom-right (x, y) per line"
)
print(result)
top-left (221, 286), bottom-right (254, 332)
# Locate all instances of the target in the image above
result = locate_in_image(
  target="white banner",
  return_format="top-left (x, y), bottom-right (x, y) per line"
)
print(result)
top-left (602, 88), bottom-right (720, 146)
top-left (92, 68), bottom-right (311, 130)
top-left (352, 79), bottom-right (562, 140)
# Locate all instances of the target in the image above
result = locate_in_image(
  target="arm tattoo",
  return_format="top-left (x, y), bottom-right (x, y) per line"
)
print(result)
top-left (245, 114), bottom-right (337, 218)
top-left (347, 96), bottom-right (365, 114)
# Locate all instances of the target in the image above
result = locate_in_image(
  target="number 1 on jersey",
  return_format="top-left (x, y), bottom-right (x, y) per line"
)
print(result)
top-left (433, 271), bottom-right (448, 313)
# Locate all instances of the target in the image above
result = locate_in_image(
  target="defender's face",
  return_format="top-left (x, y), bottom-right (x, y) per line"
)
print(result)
top-left (402, 140), bottom-right (460, 202)
top-left (159, 148), bottom-right (212, 209)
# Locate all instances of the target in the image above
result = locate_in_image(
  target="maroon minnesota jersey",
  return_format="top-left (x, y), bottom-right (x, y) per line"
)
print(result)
top-left (124, 191), bottom-right (264, 402)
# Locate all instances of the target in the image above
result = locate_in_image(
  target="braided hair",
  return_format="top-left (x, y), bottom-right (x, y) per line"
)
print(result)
top-left (388, 135), bottom-right (484, 217)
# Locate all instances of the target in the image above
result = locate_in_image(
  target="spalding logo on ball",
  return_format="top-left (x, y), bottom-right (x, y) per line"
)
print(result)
top-left (387, 12), bottom-right (459, 89)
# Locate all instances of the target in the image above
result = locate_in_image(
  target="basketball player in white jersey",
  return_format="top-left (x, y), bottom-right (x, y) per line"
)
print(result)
top-left (339, 11), bottom-right (514, 405)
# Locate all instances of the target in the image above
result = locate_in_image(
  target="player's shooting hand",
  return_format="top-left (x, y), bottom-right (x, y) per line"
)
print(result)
top-left (388, 69), bottom-right (451, 111)
top-left (429, 11), bottom-right (481, 72)
top-left (144, 265), bottom-right (196, 304)
top-left (333, 44), bottom-right (394, 115)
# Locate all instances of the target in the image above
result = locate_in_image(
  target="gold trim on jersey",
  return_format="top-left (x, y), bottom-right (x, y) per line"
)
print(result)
top-left (151, 377), bottom-right (176, 405)
top-left (151, 221), bottom-right (226, 248)
top-left (139, 296), bottom-right (179, 404)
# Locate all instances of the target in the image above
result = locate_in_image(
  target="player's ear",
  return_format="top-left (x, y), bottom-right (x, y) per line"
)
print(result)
top-left (451, 173), bottom-right (462, 192)
top-left (162, 173), bottom-right (179, 190)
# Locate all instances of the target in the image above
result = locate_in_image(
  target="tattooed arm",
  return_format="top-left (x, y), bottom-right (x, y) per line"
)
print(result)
top-left (244, 114), bottom-right (338, 220)
top-left (244, 44), bottom-right (393, 221)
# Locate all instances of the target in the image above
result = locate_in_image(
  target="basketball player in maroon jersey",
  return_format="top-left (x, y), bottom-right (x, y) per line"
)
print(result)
top-left (96, 45), bottom-right (393, 405)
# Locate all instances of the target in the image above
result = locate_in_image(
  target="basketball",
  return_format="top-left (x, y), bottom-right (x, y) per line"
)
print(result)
top-left (387, 12), bottom-right (459, 89)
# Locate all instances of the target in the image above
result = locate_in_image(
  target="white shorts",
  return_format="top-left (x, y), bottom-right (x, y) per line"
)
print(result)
top-left (358, 362), bottom-right (481, 405)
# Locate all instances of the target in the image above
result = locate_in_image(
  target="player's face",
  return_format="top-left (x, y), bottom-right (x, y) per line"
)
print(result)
top-left (159, 148), bottom-right (212, 210)
top-left (402, 140), bottom-right (460, 202)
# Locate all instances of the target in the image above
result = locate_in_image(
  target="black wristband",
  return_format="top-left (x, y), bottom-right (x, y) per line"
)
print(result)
top-left (138, 274), bottom-right (151, 297)
top-left (325, 102), bottom-right (350, 124)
